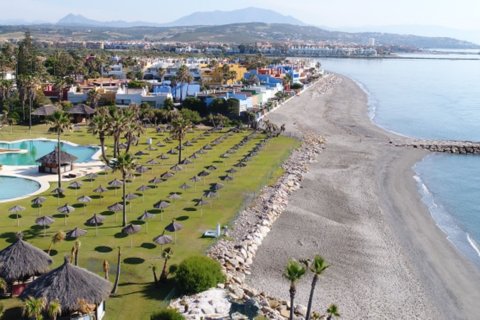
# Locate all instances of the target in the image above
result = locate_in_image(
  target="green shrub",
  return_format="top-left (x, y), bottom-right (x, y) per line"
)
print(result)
top-left (150, 308), bottom-right (185, 320)
top-left (175, 256), bottom-right (225, 294)
top-left (291, 83), bottom-right (304, 90)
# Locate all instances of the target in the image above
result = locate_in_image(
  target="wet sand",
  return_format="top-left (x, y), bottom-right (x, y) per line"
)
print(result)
top-left (247, 75), bottom-right (480, 319)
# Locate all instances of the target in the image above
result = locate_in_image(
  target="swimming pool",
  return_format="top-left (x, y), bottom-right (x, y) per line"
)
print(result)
top-left (0, 176), bottom-right (41, 200)
top-left (0, 139), bottom-right (99, 166)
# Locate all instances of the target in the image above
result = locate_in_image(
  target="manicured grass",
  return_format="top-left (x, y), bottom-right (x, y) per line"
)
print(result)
top-left (0, 124), bottom-right (300, 320)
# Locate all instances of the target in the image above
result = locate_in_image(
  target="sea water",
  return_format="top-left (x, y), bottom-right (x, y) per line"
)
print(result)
top-left (321, 55), bottom-right (480, 265)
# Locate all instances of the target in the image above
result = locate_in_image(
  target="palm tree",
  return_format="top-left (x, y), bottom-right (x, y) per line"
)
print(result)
top-left (111, 152), bottom-right (137, 226)
top-left (160, 247), bottom-right (173, 282)
top-left (73, 240), bottom-right (81, 266)
top-left (157, 67), bottom-right (166, 83)
top-left (47, 300), bottom-right (62, 320)
top-left (0, 277), bottom-right (7, 295)
top-left (284, 259), bottom-right (306, 320)
top-left (170, 115), bottom-right (191, 164)
top-left (305, 255), bottom-right (329, 320)
top-left (111, 247), bottom-right (122, 294)
top-left (87, 89), bottom-right (101, 109)
top-left (48, 110), bottom-right (71, 189)
top-left (23, 296), bottom-right (45, 320)
top-left (22, 74), bottom-right (39, 131)
top-left (47, 230), bottom-right (66, 255)
top-left (109, 108), bottom-right (125, 158)
top-left (88, 107), bottom-right (111, 163)
top-left (103, 259), bottom-right (110, 280)
top-left (175, 65), bottom-right (191, 102)
top-left (326, 304), bottom-right (340, 320)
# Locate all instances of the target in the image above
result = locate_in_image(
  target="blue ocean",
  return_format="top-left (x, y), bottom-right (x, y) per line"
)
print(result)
top-left (321, 54), bottom-right (480, 265)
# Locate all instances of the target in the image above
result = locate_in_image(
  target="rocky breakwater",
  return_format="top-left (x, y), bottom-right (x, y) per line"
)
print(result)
top-left (393, 139), bottom-right (480, 154)
top-left (170, 133), bottom-right (325, 319)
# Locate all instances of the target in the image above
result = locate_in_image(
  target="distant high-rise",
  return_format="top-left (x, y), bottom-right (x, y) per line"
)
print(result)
top-left (368, 38), bottom-right (376, 46)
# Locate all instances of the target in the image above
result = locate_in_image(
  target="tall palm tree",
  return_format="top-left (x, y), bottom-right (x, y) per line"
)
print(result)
top-left (175, 65), bottom-right (191, 102)
top-left (47, 300), bottom-right (62, 320)
top-left (284, 259), bottom-right (306, 320)
top-left (157, 67), bottom-right (166, 83)
top-left (160, 247), bottom-right (173, 282)
top-left (48, 110), bottom-right (71, 189)
top-left (111, 247), bottom-right (122, 294)
top-left (170, 115), bottom-right (191, 164)
top-left (305, 255), bottom-right (329, 320)
top-left (73, 240), bottom-right (81, 266)
top-left (103, 259), bottom-right (110, 280)
top-left (88, 107), bottom-right (111, 163)
top-left (111, 152), bottom-right (137, 226)
top-left (0, 79), bottom-right (14, 111)
top-left (109, 108), bottom-right (126, 158)
top-left (326, 304), bottom-right (340, 320)
top-left (23, 296), bottom-right (45, 320)
top-left (87, 89), bottom-right (101, 109)
top-left (24, 75), bottom-right (40, 131)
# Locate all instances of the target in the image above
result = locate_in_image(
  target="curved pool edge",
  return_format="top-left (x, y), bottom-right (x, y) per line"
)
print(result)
top-left (0, 170), bottom-right (50, 204)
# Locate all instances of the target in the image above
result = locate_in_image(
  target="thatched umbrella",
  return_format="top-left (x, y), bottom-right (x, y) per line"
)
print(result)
top-left (226, 168), bottom-right (237, 174)
top-left (124, 193), bottom-right (139, 212)
top-left (85, 173), bottom-right (98, 183)
top-left (35, 216), bottom-right (55, 237)
top-left (136, 185), bottom-right (150, 202)
top-left (122, 224), bottom-right (141, 248)
top-left (184, 141), bottom-right (193, 147)
top-left (135, 150), bottom-right (147, 157)
top-left (119, 142), bottom-right (128, 150)
top-left (196, 198), bottom-right (209, 216)
top-left (146, 146), bottom-right (157, 151)
top-left (149, 176), bottom-right (163, 186)
top-left (198, 170), bottom-right (210, 177)
top-left (235, 161), bottom-right (247, 168)
top-left (158, 154), bottom-right (169, 160)
top-left (164, 137), bottom-right (172, 143)
top-left (51, 187), bottom-right (65, 205)
top-left (153, 233), bottom-right (173, 250)
top-left (108, 203), bottom-right (124, 223)
top-left (136, 165), bottom-right (149, 174)
top-left (206, 165), bottom-right (217, 171)
top-left (165, 220), bottom-right (183, 244)
top-left (170, 164), bottom-right (183, 172)
top-left (69, 181), bottom-right (83, 196)
top-left (190, 175), bottom-right (201, 191)
top-left (168, 193), bottom-right (181, 201)
top-left (31, 196), bottom-right (47, 216)
top-left (222, 174), bottom-right (234, 182)
top-left (198, 149), bottom-right (206, 155)
top-left (0, 234), bottom-right (52, 285)
top-left (108, 179), bottom-right (123, 195)
top-left (161, 172), bottom-right (175, 180)
top-left (180, 183), bottom-right (191, 191)
top-left (181, 159), bottom-right (192, 165)
top-left (146, 159), bottom-right (158, 165)
top-left (189, 153), bottom-right (199, 159)
top-left (153, 200), bottom-right (170, 220)
top-left (20, 257), bottom-right (111, 314)
top-left (138, 211), bottom-right (155, 233)
top-left (211, 183), bottom-right (224, 191)
top-left (77, 195), bottom-right (92, 213)
top-left (9, 205), bottom-right (25, 226)
top-left (167, 148), bottom-right (177, 155)
top-left (86, 214), bottom-right (106, 236)
top-left (66, 227), bottom-right (87, 239)
top-left (58, 203), bottom-right (75, 225)
top-left (220, 153), bottom-right (230, 159)
top-left (156, 142), bottom-right (166, 147)
top-left (203, 191), bottom-right (217, 199)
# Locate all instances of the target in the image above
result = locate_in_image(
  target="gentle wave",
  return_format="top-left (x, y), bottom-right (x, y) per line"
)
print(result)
top-left (467, 233), bottom-right (480, 258)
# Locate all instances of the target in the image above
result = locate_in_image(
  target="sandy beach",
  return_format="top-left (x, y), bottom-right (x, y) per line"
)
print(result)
top-left (247, 75), bottom-right (480, 319)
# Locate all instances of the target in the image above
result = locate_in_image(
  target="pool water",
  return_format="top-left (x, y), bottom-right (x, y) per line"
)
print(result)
top-left (0, 176), bottom-right (41, 200)
top-left (0, 140), bottom-right (99, 165)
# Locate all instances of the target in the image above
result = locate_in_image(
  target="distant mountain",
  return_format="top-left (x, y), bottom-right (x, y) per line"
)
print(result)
top-left (56, 13), bottom-right (162, 28)
top-left (165, 7), bottom-right (305, 26)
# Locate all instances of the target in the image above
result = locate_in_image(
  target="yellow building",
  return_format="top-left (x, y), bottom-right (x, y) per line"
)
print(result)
top-left (200, 63), bottom-right (247, 86)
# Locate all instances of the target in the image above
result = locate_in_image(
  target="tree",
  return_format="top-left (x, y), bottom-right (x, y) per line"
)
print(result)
top-left (103, 260), bottom-right (110, 280)
top-left (157, 67), bottom-right (166, 82)
top-left (48, 110), bottom-right (71, 189)
top-left (73, 240), bottom-right (81, 266)
top-left (111, 247), bottom-right (122, 295)
top-left (47, 300), bottom-right (62, 320)
top-left (0, 277), bottom-right (7, 295)
top-left (20, 74), bottom-right (40, 130)
top-left (87, 89), bottom-right (101, 109)
top-left (170, 115), bottom-right (191, 164)
top-left (111, 152), bottom-right (137, 226)
top-left (326, 304), bottom-right (340, 320)
top-left (284, 259), bottom-right (306, 320)
top-left (47, 231), bottom-right (66, 255)
top-left (160, 247), bottom-right (173, 282)
top-left (175, 65), bottom-right (191, 102)
top-left (88, 107), bottom-right (111, 163)
top-left (305, 255), bottom-right (329, 320)
top-left (23, 296), bottom-right (45, 320)
top-left (0, 79), bottom-right (14, 112)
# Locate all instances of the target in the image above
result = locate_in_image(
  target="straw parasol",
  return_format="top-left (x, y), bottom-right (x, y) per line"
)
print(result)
top-left (146, 159), bottom-right (158, 165)
top-left (168, 193), bottom-right (181, 200)
top-left (136, 185), bottom-right (150, 202)
top-left (136, 165), bottom-right (150, 174)
top-left (196, 198), bottom-right (209, 216)
top-left (86, 214), bottom-right (105, 236)
top-left (94, 185), bottom-right (108, 194)
top-left (189, 153), bottom-right (198, 159)
top-left (153, 200), bottom-right (170, 220)
top-left (165, 220), bottom-right (183, 243)
top-left (203, 191), bottom-right (217, 198)
top-left (149, 176), bottom-right (163, 186)
top-left (167, 148), bottom-right (178, 155)
top-left (138, 211), bottom-right (155, 233)
top-left (122, 224), bottom-right (141, 247)
top-left (156, 142), bottom-right (166, 147)
top-left (206, 165), bottom-right (217, 171)
top-left (184, 141), bottom-right (193, 147)
top-left (20, 257), bottom-right (111, 313)
top-left (35, 216), bottom-right (55, 236)
top-left (180, 183), bottom-right (191, 191)
top-left (161, 172), bottom-right (175, 179)
top-left (0, 234), bottom-right (52, 283)
top-left (222, 174), bottom-right (234, 182)
top-left (181, 159), bottom-right (192, 165)
top-left (198, 170), bottom-right (210, 177)
top-left (9, 205), bottom-right (25, 227)
top-left (58, 204), bottom-right (75, 225)
top-left (158, 154), bottom-right (169, 160)
top-left (170, 164), bottom-right (183, 172)
top-left (135, 150), bottom-right (147, 156)
top-left (153, 233), bottom-right (173, 249)
top-left (77, 195), bottom-right (92, 213)
top-left (211, 183), bottom-right (224, 191)
top-left (85, 173), bottom-right (98, 182)
top-left (108, 179), bottom-right (123, 195)
top-left (226, 168), bottom-right (237, 174)
top-left (108, 202), bottom-right (124, 223)
top-left (66, 227), bottom-right (87, 239)
top-left (31, 196), bottom-right (47, 216)
top-left (69, 181), bottom-right (83, 196)
top-left (118, 142), bottom-right (128, 150)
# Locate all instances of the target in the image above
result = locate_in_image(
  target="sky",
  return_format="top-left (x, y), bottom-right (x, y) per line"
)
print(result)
top-left (1, 0), bottom-right (480, 31)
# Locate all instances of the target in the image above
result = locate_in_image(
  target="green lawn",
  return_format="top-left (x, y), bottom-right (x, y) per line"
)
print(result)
top-left (0, 124), bottom-right (299, 320)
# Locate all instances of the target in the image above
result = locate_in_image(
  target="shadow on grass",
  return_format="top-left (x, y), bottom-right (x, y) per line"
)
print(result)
top-left (114, 232), bottom-right (128, 239)
top-left (140, 242), bottom-right (156, 249)
top-left (142, 280), bottom-right (175, 301)
top-left (183, 207), bottom-right (197, 212)
top-left (3, 306), bottom-right (23, 319)
top-left (46, 249), bottom-right (58, 256)
top-left (8, 214), bottom-right (21, 220)
top-left (124, 257), bottom-right (145, 265)
top-left (95, 246), bottom-right (113, 253)
top-left (176, 216), bottom-right (189, 221)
